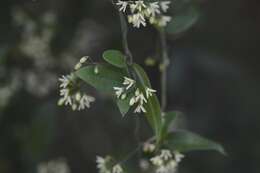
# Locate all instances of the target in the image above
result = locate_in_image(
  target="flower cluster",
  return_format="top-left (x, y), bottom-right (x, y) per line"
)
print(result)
top-left (58, 57), bottom-right (95, 111)
top-left (150, 150), bottom-right (184, 173)
top-left (37, 158), bottom-right (70, 173)
top-left (113, 77), bottom-right (156, 114)
top-left (96, 156), bottom-right (124, 173)
top-left (116, 0), bottom-right (172, 28)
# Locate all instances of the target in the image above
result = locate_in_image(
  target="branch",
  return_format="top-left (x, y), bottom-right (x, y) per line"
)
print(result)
top-left (159, 28), bottom-right (170, 111)
top-left (118, 12), bottom-right (133, 65)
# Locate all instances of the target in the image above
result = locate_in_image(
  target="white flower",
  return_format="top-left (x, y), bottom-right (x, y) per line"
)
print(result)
top-left (123, 77), bottom-right (135, 90)
top-left (134, 104), bottom-right (146, 113)
top-left (37, 158), bottom-right (70, 173)
top-left (158, 16), bottom-right (172, 27)
top-left (60, 89), bottom-right (72, 105)
top-left (139, 159), bottom-right (150, 171)
top-left (157, 16), bottom-right (172, 27)
top-left (96, 156), bottom-right (110, 173)
top-left (58, 73), bottom-right (95, 111)
top-left (128, 13), bottom-right (146, 28)
top-left (150, 156), bottom-right (163, 166)
top-left (135, 91), bottom-right (147, 104)
top-left (151, 150), bottom-right (180, 173)
top-left (160, 150), bottom-right (172, 161)
top-left (60, 88), bottom-right (69, 97)
top-left (160, 1), bottom-right (171, 12)
top-left (145, 87), bottom-right (156, 98)
top-left (112, 164), bottom-right (123, 173)
top-left (129, 96), bottom-right (136, 106)
top-left (147, 2), bottom-right (161, 16)
top-left (130, 88), bottom-right (147, 113)
top-left (130, 0), bottom-right (146, 12)
top-left (167, 160), bottom-right (178, 171)
top-left (113, 87), bottom-right (124, 98)
top-left (156, 166), bottom-right (168, 173)
top-left (116, 0), bottom-right (128, 12)
top-left (96, 156), bottom-right (106, 169)
top-left (78, 94), bottom-right (96, 110)
top-left (174, 151), bottom-right (184, 163)
top-left (59, 75), bottom-right (72, 88)
top-left (154, 159), bottom-right (178, 173)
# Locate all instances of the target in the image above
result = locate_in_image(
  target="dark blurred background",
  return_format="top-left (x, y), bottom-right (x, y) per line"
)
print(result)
top-left (0, 0), bottom-right (260, 173)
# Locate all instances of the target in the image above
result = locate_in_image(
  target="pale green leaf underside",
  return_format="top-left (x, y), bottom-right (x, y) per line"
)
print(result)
top-left (103, 50), bottom-right (126, 68)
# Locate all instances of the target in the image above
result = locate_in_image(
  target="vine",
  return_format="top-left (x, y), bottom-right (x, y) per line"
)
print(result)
top-left (58, 1), bottom-right (225, 173)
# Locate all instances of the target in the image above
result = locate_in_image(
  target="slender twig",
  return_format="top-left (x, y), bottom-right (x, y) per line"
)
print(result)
top-left (112, 0), bottom-right (142, 158)
top-left (118, 12), bottom-right (133, 65)
top-left (111, 0), bottom-right (133, 65)
top-left (117, 136), bottom-right (155, 165)
top-left (159, 27), bottom-right (170, 112)
top-left (118, 144), bottom-right (142, 165)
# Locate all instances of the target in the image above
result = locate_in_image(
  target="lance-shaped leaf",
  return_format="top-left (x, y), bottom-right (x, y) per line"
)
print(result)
top-left (103, 50), bottom-right (127, 68)
top-left (165, 130), bottom-right (226, 155)
top-left (161, 111), bottom-right (178, 139)
top-left (132, 64), bottom-right (162, 140)
top-left (75, 64), bottom-right (127, 92)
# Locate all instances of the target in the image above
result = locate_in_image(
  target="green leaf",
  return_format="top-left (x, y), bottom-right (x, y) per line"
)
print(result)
top-left (116, 93), bottom-right (133, 116)
top-left (103, 50), bottom-right (127, 68)
top-left (166, 3), bottom-right (200, 35)
top-left (166, 130), bottom-right (226, 155)
top-left (132, 64), bottom-right (162, 141)
top-left (76, 64), bottom-right (131, 115)
top-left (75, 64), bottom-right (126, 92)
top-left (161, 111), bottom-right (178, 139)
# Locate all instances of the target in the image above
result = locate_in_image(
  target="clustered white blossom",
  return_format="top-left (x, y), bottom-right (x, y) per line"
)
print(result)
top-left (116, 0), bottom-right (172, 28)
top-left (37, 158), bottom-right (70, 173)
top-left (113, 76), bottom-right (156, 114)
top-left (58, 57), bottom-right (95, 111)
top-left (96, 156), bottom-right (124, 173)
top-left (150, 150), bottom-right (184, 173)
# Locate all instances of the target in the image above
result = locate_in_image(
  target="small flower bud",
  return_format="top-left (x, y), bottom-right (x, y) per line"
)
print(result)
top-left (75, 92), bottom-right (81, 101)
top-left (58, 98), bottom-right (65, 106)
top-left (74, 63), bottom-right (82, 70)
top-left (72, 104), bottom-right (77, 111)
top-left (121, 93), bottom-right (127, 100)
top-left (94, 66), bottom-right (99, 74)
top-left (80, 56), bottom-right (89, 63)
